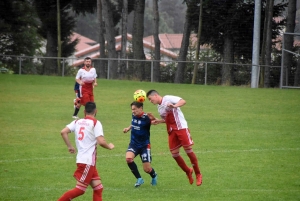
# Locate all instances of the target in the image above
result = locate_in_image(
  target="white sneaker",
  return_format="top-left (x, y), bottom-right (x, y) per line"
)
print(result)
top-left (72, 116), bottom-right (79, 119)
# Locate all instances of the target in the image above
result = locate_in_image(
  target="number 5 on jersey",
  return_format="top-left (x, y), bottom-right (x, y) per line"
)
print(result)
top-left (78, 127), bottom-right (85, 140)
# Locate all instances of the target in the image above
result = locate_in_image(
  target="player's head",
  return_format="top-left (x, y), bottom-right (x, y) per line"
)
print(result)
top-left (84, 57), bottom-right (92, 68)
top-left (146, 90), bottom-right (161, 105)
top-left (130, 101), bottom-right (144, 116)
top-left (85, 102), bottom-right (97, 116)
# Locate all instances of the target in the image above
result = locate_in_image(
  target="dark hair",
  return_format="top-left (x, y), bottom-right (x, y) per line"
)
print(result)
top-left (131, 101), bottom-right (143, 108)
top-left (146, 89), bottom-right (158, 97)
top-left (84, 57), bottom-right (91, 61)
top-left (85, 102), bottom-right (96, 114)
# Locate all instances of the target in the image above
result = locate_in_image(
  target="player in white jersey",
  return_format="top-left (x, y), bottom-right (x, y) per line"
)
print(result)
top-left (58, 102), bottom-right (114, 201)
top-left (75, 57), bottom-right (98, 107)
top-left (146, 90), bottom-right (202, 186)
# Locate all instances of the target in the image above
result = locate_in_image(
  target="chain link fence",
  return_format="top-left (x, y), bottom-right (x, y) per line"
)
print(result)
top-left (0, 54), bottom-right (282, 87)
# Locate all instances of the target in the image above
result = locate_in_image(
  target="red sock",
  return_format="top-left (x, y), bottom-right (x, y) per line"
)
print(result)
top-left (93, 184), bottom-right (103, 201)
top-left (186, 150), bottom-right (201, 175)
top-left (58, 185), bottom-right (86, 201)
top-left (172, 153), bottom-right (190, 173)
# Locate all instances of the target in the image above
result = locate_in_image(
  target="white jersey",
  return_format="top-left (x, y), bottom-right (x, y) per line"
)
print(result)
top-left (75, 67), bottom-right (97, 84)
top-left (158, 95), bottom-right (188, 132)
top-left (66, 116), bottom-right (104, 166)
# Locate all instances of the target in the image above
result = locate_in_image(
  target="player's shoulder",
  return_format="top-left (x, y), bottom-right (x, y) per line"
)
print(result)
top-left (164, 95), bottom-right (177, 98)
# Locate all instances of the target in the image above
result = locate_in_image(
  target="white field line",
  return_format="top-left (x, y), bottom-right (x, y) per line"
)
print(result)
top-left (1, 186), bottom-right (299, 193)
top-left (0, 147), bottom-right (299, 163)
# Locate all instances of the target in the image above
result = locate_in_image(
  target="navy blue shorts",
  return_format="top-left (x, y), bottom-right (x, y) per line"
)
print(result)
top-left (127, 144), bottom-right (152, 163)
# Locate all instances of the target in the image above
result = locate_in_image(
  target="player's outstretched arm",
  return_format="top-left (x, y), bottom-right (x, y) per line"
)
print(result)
top-left (61, 127), bottom-right (76, 153)
top-left (97, 136), bottom-right (114, 150)
top-left (147, 112), bottom-right (156, 120)
top-left (151, 118), bottom-right (166, 125)
top-left (167, 99), bottom-right (186, 108)
top-left (123, 125), bottom-right (132, 133)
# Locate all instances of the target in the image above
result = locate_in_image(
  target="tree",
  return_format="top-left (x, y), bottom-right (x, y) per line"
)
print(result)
top-left (101, 0), bottom-right (118, 79)
top-left (119, 0), bottom-right (128, 80)
top-left (132, 0), bottom-right (146, 80)
top-left (34, 0), bottom-right (97, 75)
top-left (175, 0), bottom-right (197, 83)
top-left (198, 0), bottom-right (287, 86)
top-left (158, 0), bottom-right (186, 33)
top-left (97, 0), bottom-right (106, 78)
top-left (295, 52), bottom-right (300, 86)
top-left (282, 0), bottom-right (296, 86)
top-left (192, 0), bottom-right (203, 84)
top-left (260, 0), bottom-right (274, 88)
top-left (0, 0), bottom-right (42, 72)
top-left (152, 0), bottom-right (161, 82)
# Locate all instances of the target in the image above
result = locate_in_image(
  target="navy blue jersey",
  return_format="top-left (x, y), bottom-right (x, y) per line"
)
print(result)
top-left (74, 82), bottom-right (80, 91)
top-left (130, 113), bottom-right (151, 148)
top-left (74, 82), bottom-right (80, 98)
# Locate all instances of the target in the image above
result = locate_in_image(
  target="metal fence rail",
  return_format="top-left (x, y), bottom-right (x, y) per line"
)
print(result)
top-left (0, 54), bottom-right (283, 87)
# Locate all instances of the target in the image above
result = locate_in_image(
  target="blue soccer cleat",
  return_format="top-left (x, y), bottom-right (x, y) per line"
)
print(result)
top-left (151, 174), bottom-right (158, 186)
top-left (134, 178), bottom-right (144, 188)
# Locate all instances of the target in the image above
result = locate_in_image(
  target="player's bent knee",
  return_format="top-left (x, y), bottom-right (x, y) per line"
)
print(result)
top-left (126, 158), bottom-right (134, 163)
top-left (143, 163), bottom-right (152, 173)
top-left (172, 152), bottom-right (180, 158)
top-left (184, 148), bottom-right (193, 153)
top-left (76, 184), bottom-right (87, 195)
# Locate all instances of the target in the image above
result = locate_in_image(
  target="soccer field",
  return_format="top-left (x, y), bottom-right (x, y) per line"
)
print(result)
top-left (0, 74), bottom-right (299, 201)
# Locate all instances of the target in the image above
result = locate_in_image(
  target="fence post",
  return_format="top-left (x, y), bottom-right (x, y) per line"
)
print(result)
top-left (151, 60), bottom-right (153, 82)
top-left (107, 59), bottom-right (110, 80)
top-left (19, 57), bottom-right (21, 75)
top-left (62, 58), bottom-right (65, 77)
top-left (205, 62), bottom-right (207, 85)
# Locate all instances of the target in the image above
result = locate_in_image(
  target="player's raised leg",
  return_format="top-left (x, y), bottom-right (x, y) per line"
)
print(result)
top-left (58, 183), bottom-right (87, 201)
top-left (185, 147), bottom-right (202, 186)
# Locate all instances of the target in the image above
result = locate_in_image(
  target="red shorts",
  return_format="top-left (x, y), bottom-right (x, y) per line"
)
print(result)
top-left (73, 163), bottom-right (100, 185)
top-left (168, 128), bottom-right (194, 151)
top-left (80, 93), bottom-right (94, 106)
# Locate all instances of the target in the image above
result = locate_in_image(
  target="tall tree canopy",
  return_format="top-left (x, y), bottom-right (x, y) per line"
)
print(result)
top-left (33, 0), bottom-right (97, 74)
top-left (0, 0), bottom-right (42, 56)
top-left (194, 0), bottom-right (287, 85)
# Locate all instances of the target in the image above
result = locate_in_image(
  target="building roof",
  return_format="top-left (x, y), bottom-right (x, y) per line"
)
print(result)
top-left (143, 34), bottom-right (204, 50)
top-left (70, 32), bottom-right (97, 52)
top-left (70, 33), bottom-right (206, 67)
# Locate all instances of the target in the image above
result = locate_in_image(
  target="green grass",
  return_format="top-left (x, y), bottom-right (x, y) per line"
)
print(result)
top-left (0, 74), bottom-right (299, 201)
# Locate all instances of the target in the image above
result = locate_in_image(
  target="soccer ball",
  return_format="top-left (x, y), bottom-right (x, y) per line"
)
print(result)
top-left (133, 89), bottom-right (146, 103)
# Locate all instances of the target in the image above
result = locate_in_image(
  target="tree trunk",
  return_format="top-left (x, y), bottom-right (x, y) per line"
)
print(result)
top-left (97, 0), bottom-right (106, 79)
top-left (222, 35), bottom-right (233, 85)
top-left (192, 0), bottom-right (203, 84)
top-left (101, 0), bottom-right (118, 79)
top-left (132, 0), bottom-right (146, 81)
top-left (174, 2), bottom-right (192, 83)
top-left (264, 0), bottom-right (274, 88)
top-left (56, 0), bottom-right (61, 76)
top-left (282, 0), bottom-right (296, 86)
top-left (294, 52), bottom-right (300, 86)
top-left (152, 0), bottom-right (160, 82)
top-left (44, 31), bottom-right (57, 75)
top-left (260, 0), bottom-right (269, 87)
top-left (119, 0), bottom-right (128, 80)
